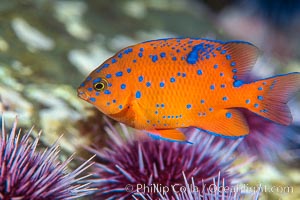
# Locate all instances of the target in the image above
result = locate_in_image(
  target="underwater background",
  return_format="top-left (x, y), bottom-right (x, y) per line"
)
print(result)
top-left (0, 0), bottom-right (300, 199)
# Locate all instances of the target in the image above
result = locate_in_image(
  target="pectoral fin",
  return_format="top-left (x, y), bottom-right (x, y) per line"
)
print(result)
top-left (197, 109), bottom-right (249, 138)
top-left (145, 129), bottom-right (191, 143)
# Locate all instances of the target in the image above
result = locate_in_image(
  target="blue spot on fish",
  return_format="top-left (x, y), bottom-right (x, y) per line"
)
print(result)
top-left (93, 78), bottom-right (102, 84)
top-left (231, 62), bottom-right (236, 67)
top-left (172, 57), bottom-right (177, 61)
top-left (170, 77), bottom-right (175, 83)
top-left (146, 82), bottom-right (151, 87)
top-left (138, 52), bottom-right (143, 58)
top-left (226, 112), bottom-right (232, 118)
top-left (136, 91), bottom-right (141, 99)
top-left (103, 63), bottom-right (109, 68)
top-left (152, 55), bottom-right (158, 62)
top-left (258, 96), bottom-right (263, 100)
top-left (214, 64), bottom-right (218, 69)
top-left (233, 80), bottom-right (244, 87)
top-left (87, 87), bottom-right (93, 92)
top-left (124, 48), bottom-right (133, 54)
top-left (116, 71), bottom-right (123, 77)
top-left (119, 105), bottom-right (123, 109)
top-left (86, 77), bottom-right (92, 81)
top-left (90, 97), bottom-right (96, 102)
top-left (254, 103), bottom-right (259, 108)
top-left (106, 74), bottom-right (112, 78)
top-left (186, 43), bottom-right (205, 64)
top-left (121, 84), bottom-right (126, 89)
top-left (112, 58), bottom-right (117, 63)
top-left (246, 99), bottom-right (250, 104)
top-left (226, 54), bottom-right (231, 60)
top-left (97, 63), bottom-right (109, 72)
top-left (160, 82), bottom-right (165, 88)
top-left (118, 53), bottom-right (122, 58)
top-left (221, 50), bottom-right (226, 54)
top-left (186, 104), bottom-right (192, 109)
top-left (210, 85), bottom-right (215, 90)
top-left (232, 69), bottom-right (237, 73)
top-left (160, 52), bottom-right (166, 58)
top-left (258, 87), bottom-right (263, 90)
top-left (138, 76), bottom-right (144, 82)
top-left (222, 96), bottom-right (228, 101)
top-left (197, 69), bottom-right (202, 75)
top-left (104, 90), bottom-right (111, 95)
top-left (201, 99), bottom-right (205, 104)
top-left (127, 68), bottom-right (131, 73)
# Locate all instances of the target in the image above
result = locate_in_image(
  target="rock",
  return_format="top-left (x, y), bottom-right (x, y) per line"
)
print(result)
top-left (11, 18), bottom-right (55, 51)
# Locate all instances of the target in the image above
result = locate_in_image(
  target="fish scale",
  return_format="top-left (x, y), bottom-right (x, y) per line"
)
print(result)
top-left (78, 38), bottom-right (300, 142)
top-left (128, 40), bottom-right (242, 127)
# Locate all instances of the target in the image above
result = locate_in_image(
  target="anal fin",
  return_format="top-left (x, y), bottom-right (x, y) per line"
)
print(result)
top-left (145, 129), bottom-right (191, 143)
top-left (197, 109), bottom-right (249, 138)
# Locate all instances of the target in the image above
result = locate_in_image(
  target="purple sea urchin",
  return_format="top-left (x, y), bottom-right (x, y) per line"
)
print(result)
top-left (88, 118), bottom-right (252, 199)
top-left (0, 116), bottom-right (93, 200)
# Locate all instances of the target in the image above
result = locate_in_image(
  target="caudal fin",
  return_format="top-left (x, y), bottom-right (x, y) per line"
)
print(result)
top-left (247, 72), bottom-right (300, 125)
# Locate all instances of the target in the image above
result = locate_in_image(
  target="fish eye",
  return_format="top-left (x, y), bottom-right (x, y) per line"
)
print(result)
top-left (93, 78), bottom-right (108, 91)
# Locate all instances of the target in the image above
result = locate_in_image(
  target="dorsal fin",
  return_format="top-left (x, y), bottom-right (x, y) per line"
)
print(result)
top-left (185, 39), bottom-right (260, 82)
top-left (222, 41), bottom-right (260, 80)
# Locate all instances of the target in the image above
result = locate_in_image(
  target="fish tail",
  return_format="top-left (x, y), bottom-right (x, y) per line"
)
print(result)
top-left (246, 72), bottom-right (300, 125)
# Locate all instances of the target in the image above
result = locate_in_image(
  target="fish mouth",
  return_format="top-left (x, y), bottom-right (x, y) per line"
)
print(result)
top-left (77, 88), bottom-right (89, 101)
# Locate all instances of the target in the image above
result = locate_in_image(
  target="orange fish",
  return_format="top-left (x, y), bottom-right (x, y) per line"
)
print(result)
top-left (77, 38), bottom-right (300, 142)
